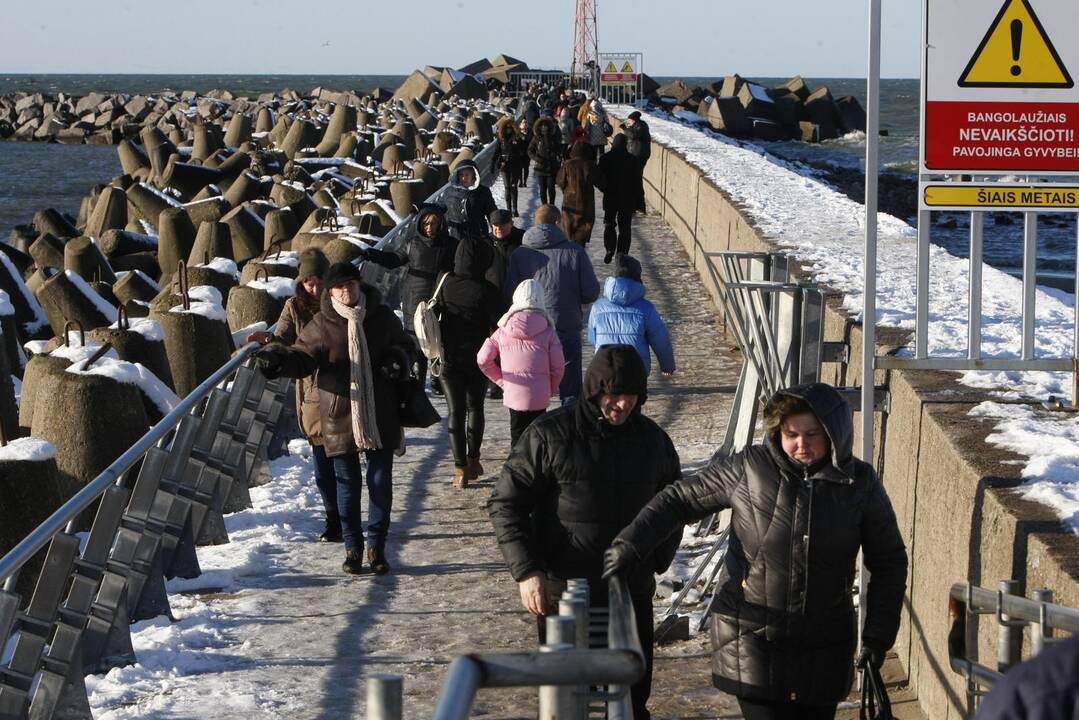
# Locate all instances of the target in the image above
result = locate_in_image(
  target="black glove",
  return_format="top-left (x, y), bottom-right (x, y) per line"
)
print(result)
top-left (380, 356), bottom-right (406, 381)
top-left (253, 348), bottom-right (284, 379)
top-left (857, 645), bottom-right (886, 670)
top-left (601, 541), bottom-right (639, 580)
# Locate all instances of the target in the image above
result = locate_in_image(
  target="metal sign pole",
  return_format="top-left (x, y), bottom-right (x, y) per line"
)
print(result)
top-left (859, 0), bottom-right (883, 656)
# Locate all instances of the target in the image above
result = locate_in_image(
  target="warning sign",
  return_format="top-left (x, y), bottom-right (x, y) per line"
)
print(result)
top-left (604, 62), bottom-right (617, 73)
top-left (921, 182), bottom-right (1079, 211)
top-left (621, 61), bottom-right (635, 73)
top-left (599, 55), bottom-right (639, 85)
top-left (923, 0), bottom-right (1079, 174)
top-left (958, 0), bottom-right (1072, 88)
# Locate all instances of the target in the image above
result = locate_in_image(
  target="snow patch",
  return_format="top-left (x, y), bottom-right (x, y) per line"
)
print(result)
top-left (170, 301), bottom-right (226, 323)
top-left (0, 437), bottom-right (56, 463)
top-left (245, 277), bottom-right (295, 300)
top-left (65, 357), bottom-right (179, 415)
top-left (196, 257), bottom-right (240, 280)
top-left (64, 271), bottom-right (119, 323)
top-left (110, 317), bottom-right (165, 342)
top-left (0, 251), bottom-right (48, 334)
top-left (231, 321), bottom-right (267, 349)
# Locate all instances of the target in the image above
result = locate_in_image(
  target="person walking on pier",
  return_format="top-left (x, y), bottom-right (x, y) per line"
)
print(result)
top-left (594, 134), bottom-right (642, 263)
top-left (603, 383), bottom-right (909, 720)
top-left (623, 111), bottom-right (652, 213)
top-left (504, 204), bottom-right (600, 406)
top-left (488, 344), bottom-right (682, 720)
top-left (557, 91), bottom-right (580, 159)
top-left (588, 254), bottom-right (674, 377)
top-left (527, 116), bottom-right (562, 206)
top-left (495, 117), bottom-right (528, 217)
top-left (517, 119), bottom-right (533, 188)
top-left (359, 204), bottom-right (457, 393)
top-left (579, 95), bottom-right (610, 164)
top-left (556, 142), bottom-right (597, 245)
top-left (477, 279), bottom-right (564, 446)
top-left (247, 248), bottom-right (341, 542)
top-left (443, 161), bottom-right (497, 244)
top-left (253, 263), bottom-right (415, 576)
top-left (438, 239), bottom-right (506, 488)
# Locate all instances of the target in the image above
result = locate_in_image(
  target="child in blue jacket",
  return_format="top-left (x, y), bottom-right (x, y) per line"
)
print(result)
top-left (587, 254), bottom-right (675, 376)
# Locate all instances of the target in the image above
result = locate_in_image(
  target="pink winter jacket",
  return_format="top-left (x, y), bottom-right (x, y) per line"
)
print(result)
top-left (477, 311), bottom-right (565, 412)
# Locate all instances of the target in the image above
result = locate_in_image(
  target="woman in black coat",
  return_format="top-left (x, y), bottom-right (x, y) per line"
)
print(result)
top-left (604, 383), bottom-right (908, 720)
top-left (496, 116), bottom-right (529, 217)
top-left (438, 239), bottom-right (506, 488)
top-left (442, 161), bottom-right (497, 243)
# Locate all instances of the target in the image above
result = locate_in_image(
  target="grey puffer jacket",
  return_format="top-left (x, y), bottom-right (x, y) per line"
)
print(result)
top-left (503, 223), bottom-right (600, 335)
top-left (613, 383), bottom-right (908, 706)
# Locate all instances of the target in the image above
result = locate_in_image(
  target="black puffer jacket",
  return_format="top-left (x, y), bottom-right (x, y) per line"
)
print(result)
top-left (488, 345), bottom-right (682, 596)
top-left (364, 205), bottom-right (457, 322)
top-left (496, 117), bottom-right (529, 175)
top-left (595, 135), bottom-right (643, 212)
top-left (442, 161), bottom-right (497, 243)
top-left (614, 383), bottom-right (908, 705)
top-left (486, 225), bottom-right (524, 294)
top-left (438, 239), bottom-right (505, 370)
top-left (528, 117), bottom-right (563, 176)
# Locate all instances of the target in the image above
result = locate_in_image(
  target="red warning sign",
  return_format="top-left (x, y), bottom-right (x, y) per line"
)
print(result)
top-left (922, 0), bottom-right (1079, 174)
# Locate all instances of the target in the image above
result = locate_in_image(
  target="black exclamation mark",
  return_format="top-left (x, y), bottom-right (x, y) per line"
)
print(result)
top-left (1011, 19), bottom-right (1023, 76)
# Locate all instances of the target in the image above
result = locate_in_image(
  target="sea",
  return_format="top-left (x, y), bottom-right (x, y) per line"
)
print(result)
top-left (1, 73), bottom-right (1075, 287)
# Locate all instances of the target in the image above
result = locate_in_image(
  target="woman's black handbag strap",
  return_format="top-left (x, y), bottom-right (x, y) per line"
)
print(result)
top-left (860, 664), bottom-right (894, 720)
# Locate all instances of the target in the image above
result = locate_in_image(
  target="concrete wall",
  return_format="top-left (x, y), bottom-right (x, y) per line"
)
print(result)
top-left (638, 132), bottom-right (1079, 719)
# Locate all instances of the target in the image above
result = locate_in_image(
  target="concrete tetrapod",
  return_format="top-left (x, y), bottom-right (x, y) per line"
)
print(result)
top-left (90, 311), bottom-right (174, 392)
top-left (389, 179), bottom-right (427, 218)
top-left (30, 363), bottom-right (150, 505)
top-left (184, 196), bottom-right (231, 227)
top-left (225, 273), bottom-right (289, 333)
top-left (263, 208), bottom-right (298, 252)
top-left (36, 269), bottom-right (116, 337)
top-left (0, 437), bottom-right (70, 604)
top-left (63, 236), bottom-right (116, 284)
top-left (84, 186), bottom-right (128, 239)
top-left (158, 294), bottom-right (234, 398)
top-left (187, 221), bottom-right (233, 264)
top-left (0, 337), bottom-right (17, 441)
top-left (315, 104), bottom-right (357, 156)
top-left (161, 156), bottom-right (224, 200)
top-left (221, 205), bottom-right (266, 260)
top-left (31, 208), bottom-right (79, 239)
top-left (224, 112), bottom-right (253, 147)
top-left (18, 353), bottom-right (72, 434)
top-left (112, 269), bottom-right (160, 305)
top-left (97, 229), bottom-right (157, 259)
top-left (28, 232), bottom-right (67, 270)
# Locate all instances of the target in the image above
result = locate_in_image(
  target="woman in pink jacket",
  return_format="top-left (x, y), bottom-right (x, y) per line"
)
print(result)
top-left (477, 279), bottom-right (565, 446)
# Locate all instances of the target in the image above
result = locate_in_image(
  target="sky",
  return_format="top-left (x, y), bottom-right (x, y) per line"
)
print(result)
top-left (0, 0), bottom-right (920, 78)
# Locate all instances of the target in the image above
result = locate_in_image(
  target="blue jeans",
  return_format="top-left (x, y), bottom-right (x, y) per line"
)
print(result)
top-left (557, 329), bottom-right (582, 406)
top-left (311, 444), bottom-right (339, 527)
top-left (331, 448), bottom-right (395, 553)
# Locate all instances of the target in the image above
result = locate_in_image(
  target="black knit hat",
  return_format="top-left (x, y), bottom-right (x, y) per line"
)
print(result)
top-left (628, 110), bottom-right (642, 120)
top-left (322, 261), bottom-right (363, 289)
top-left (297, 248), bottom-right (329, 281)
top-left (584, 345), bottom-right (648, 405)
top-left (615, 254), bottom-right (642, 282)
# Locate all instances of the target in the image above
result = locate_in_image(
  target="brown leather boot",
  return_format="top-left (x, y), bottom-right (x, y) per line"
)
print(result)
top-left (454, 466), bottom-right (469, 489)
top-left (467, 457), bottom-right (484, 479)
top-left (366, 548), bottom-right (390, 575)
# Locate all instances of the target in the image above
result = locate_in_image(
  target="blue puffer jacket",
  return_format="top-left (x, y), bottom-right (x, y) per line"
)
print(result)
top-left (504, 223), bottom-right (600, 336)
top-left (588, 276), bottom-right (675, 375)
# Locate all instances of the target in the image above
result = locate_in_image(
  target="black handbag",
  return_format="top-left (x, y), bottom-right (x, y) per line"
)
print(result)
top-left (860, 664), bottom-right (893, 720)
top-left (398, 376), bottom-right (440, 428)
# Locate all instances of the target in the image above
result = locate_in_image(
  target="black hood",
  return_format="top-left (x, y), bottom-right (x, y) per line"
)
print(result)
top-left (583, 344), bottom-right (648, 406)
top-left (764, 382), bottom-right (855, 480)
top-left (416, 203), bottom-right (447, 238)
top-left (610, 134), bottom-right (628, 152)
top-left (453, 238), bottom-right (493, 280)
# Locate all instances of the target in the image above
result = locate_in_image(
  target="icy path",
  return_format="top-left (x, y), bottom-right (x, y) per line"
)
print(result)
top-left (84, 181), bottom-right (745, 719)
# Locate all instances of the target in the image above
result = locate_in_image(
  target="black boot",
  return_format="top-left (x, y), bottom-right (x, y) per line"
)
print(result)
top-left (342, 549), bottom-right (369, 575)
top-left (367, 548), bottom-right (391, 575)
top-left (319, 518), bottom-right (342, 543)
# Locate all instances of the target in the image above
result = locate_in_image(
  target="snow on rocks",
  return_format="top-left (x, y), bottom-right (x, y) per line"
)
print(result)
top-left (613, 106), bottom-right (1079, 534)
top-left (64, 270), bottom-right (119, 323)
top-left (245, 276), bottom-right (295, 300)
top-left (0, 436), bottom-right (56, 462)
top-left (65, 356), bottom-right (179, 415)
top-left (196, 257), bottom-right (240, 280)
top-left (108, 317), bottom-right (165, 342)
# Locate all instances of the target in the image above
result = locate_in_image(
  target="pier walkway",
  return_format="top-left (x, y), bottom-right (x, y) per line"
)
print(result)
top-left (84, 179), bottom-right (918, 719)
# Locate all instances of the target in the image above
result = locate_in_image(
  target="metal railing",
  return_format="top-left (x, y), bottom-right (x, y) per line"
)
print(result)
top-left (948, 581), bottom-right (1079, 715)
top-left (0, 114), bottom-right (504, 720)
top-left (364, 576), bottom-right (644, 720)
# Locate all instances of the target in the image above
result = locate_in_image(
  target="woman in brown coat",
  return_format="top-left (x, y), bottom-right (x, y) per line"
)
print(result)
top-left (247, 249), bottom-right (340, 542)
top-left (555, 142), bottom-right (597, 244)
top-left (254, 262), bottom-right (415, 576)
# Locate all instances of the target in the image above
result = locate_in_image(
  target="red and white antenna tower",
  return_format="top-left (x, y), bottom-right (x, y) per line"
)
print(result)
top-left (571, 0), bottom-right (598, 86)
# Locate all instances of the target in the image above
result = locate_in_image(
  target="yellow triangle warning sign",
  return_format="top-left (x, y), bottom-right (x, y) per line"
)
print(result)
top-left (621, 61), bottom-right (634, 73)
top-left (958, 0), bottom-right (1073, 88)
top-left (605, 62), bottom-right (617, 73)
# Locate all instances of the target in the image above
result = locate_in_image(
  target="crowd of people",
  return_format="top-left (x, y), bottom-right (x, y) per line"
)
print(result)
top-left (251, 91), bottom-right (919, 720)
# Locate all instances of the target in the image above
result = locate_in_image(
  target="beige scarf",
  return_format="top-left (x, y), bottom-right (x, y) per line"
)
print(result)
top-left (331, 294), bottom-right (382, 450)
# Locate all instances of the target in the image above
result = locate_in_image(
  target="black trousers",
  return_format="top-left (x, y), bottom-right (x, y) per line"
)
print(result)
top-left (536, 173), bottom-right (557, 206)
top-left (636, 157), bottom-right (648, 211)
top-left (521, 161), bottom-right (530, 185)
top-left (441, 364), bottom-right (488, 467)
top-left (500, 168), bottom-right (520, 212)
top-left (509, 409), bottom-right (544, 447)
top-left (603, 207), bottom-right (633, 255)
top-left (738, 698), bottom-right (838, 720)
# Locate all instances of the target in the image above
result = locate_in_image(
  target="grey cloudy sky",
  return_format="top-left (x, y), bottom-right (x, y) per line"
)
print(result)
top-left (0, 0), bottom-right (920, 78)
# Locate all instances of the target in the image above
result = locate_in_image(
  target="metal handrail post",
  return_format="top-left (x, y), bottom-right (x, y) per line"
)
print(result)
top-left (367, 675), bottom-right (403, 720)
top-left (538, 643), bottom-right (577, 720)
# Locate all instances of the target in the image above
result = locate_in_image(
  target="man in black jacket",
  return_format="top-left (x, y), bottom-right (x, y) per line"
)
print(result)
top-left (488, 345), bottom-right (682, 720)
top-left (595, 134), bottom-right (644, 263)
top-left (623, 111), bottom-right (652, 212)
